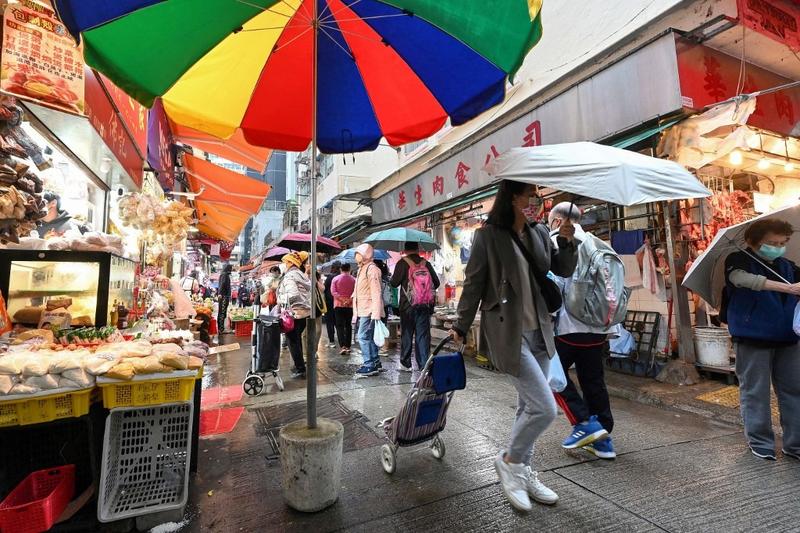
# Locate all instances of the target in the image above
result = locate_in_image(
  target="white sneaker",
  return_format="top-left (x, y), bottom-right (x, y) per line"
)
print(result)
top-left (524, 466), bottom-right (558, 505)
top-left (398, 365), bottom-right (413, 372)
top-left (494, 451), bottom-right (532, 512)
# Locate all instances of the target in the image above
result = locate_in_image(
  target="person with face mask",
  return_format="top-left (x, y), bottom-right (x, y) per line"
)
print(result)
top-left (724, 218), bottom-right (800, 462)
top-left (449, 180), bottom-right (577, 512)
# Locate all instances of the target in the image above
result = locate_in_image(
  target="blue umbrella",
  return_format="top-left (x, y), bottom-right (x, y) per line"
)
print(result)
top-left (364, 228), bottom-right (439, 252)
top-left (336, 248), bottom-right (390, 264)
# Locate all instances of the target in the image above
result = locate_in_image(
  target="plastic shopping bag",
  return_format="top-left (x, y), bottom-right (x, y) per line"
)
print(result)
top-left (793, 302), bottom-right (800, 336)
top-left (548, 353), bottom-right (567, 393)
top-left (373, 320), bottom-right (390, 348)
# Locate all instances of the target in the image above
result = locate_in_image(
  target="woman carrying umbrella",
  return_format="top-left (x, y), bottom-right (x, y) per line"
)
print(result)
top-left (723, 218), bottom-right (800, 461)
top-left (450, 180), bottom-right (577, 512)
top-left (278, 252), bottom-right (312, 379)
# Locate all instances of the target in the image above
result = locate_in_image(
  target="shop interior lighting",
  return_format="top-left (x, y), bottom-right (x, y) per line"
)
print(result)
top-left (729, 149), bottom-right (743, 166)
top-left (785, 138), bottom-right (795, 172)
top-left (757, 134), bottom-right (770, 170)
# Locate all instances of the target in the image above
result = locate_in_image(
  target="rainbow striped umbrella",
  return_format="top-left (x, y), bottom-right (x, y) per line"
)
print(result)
top-left (54, 0), bottom-right (544, 430)
top-left (54, 0), bottom-right (543, 154)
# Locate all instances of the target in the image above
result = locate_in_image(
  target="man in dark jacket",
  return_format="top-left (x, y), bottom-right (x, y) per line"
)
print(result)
top-left (390, 242), bottom-right (440, 371)
top-left (37, 192), bottom-right (79, 236)
top-left (217, 264), bottom-right (233, 335)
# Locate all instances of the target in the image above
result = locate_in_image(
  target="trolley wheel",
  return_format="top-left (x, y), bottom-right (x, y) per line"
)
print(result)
top-left (381, 444), bottom-right (396, 474)
top-left (431, 436), bottom-right (445, 460)
top-left (274, 373), bottom-right (285, 392)
top-left (242, 375), bottom-right (265, 396)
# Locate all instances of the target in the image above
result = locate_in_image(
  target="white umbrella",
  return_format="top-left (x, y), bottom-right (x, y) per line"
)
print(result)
top-left (486, 142), bottom-right (711, 206)
top-left (683, 204), bottom-right (800, 308)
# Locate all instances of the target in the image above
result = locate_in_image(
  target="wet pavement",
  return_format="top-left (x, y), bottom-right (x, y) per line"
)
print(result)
top-left (181, 334), bottom-right (800, 533)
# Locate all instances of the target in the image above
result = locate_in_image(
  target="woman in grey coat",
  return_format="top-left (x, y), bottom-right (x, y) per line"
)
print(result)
top-left (451, 180), bottom-right (577, 512)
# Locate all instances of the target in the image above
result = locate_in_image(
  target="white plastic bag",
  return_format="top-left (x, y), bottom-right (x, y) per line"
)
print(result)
top-left (373, 320), bottom-right (390, 348)
top-left (548, 353), bottom-right (568, 393)
top-left (794, 302), bottom-right (800, 336)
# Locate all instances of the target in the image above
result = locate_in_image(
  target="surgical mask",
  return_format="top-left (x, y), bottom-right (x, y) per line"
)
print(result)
top-left (759, 244), bottom-right (786, 261)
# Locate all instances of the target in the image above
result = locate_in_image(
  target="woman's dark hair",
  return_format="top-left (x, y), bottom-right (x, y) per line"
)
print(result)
top-left (744, 219), bottom-right (794, 245)
top-left (485, 180), bottom-right (531, 229)
top-left (374, 260), bottom-right (389, 277)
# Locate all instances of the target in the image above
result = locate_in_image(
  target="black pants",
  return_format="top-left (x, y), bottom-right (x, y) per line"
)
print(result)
top-left (334, 307), bottom-right (353, 349)
top-left (324, 307), bottom-right (337, 344)
top-left (217, 297), bottom-right (230, 333)
top-left (400, 307), bottom-right (432, 369)
top-left (285, 318), bottom-right (307, 373)
top-left (554, 333), bottom-right (614, 433)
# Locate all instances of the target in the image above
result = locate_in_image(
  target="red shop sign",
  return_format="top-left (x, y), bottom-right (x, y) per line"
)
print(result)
top-left (84, 66), bottom-right (143, 187)
top-left (737, 0), bottom-right (800, 51)
top-left (98, 72), bottom-right (147, 157)
top-left (677, 41), bottom-right (800, 137)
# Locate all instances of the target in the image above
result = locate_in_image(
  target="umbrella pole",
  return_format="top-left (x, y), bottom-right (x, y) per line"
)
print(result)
top-left (306, 6), bottom-right (319, 430)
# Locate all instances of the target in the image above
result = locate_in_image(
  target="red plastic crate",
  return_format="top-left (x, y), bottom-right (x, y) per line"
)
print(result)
top-left (234, 320), bottom-right (253, 337)
top-left (0, 465), bottom-right (75, 533)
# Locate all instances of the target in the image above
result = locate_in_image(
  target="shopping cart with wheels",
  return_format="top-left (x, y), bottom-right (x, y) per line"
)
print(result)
top-left (242, 313), bottom-right (284, 395)
top-left (378, 336), bottom-right (466, 474)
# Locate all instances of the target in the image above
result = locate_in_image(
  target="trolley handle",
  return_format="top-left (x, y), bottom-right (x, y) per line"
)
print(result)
top-left (432, 335), bottom-right (465, 356)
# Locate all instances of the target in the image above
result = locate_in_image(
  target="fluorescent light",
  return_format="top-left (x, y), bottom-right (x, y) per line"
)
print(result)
top-left (729, 150), bottom-right (743, 166)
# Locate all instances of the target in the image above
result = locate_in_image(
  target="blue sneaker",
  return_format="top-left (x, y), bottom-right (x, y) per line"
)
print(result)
top-left (750, 446), bottom-right (776, 461)
top-left (583, 436), bottom-right (616, 459)
top-left (562, 416), bottom-right (609, 449)
top-left (356, 364), bottom-right (379, 377)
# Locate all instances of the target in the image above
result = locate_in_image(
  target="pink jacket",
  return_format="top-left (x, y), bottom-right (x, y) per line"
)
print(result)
top-left (331, 273), bottom-right (355, 308)
top-left (353, 262), bottom-right (384, 319)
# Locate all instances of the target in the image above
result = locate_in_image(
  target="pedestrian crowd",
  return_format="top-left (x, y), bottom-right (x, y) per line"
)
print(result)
top-left (207, 179), bottom-right (799, 513)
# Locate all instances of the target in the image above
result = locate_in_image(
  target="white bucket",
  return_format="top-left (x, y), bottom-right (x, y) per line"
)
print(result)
top-left (693, 327), bottom-right (733, 367)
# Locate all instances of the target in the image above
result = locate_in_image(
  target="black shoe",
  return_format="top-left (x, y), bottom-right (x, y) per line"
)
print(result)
top-left (291, 368), bottom-right (306, 379)
top-left (783, 449), bottom-right (800, 460)
top-left (750, 446), bottom-right (777, 460)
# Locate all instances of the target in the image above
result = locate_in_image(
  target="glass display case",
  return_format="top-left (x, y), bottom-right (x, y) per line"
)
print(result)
top-left (0, 250), bottom-right (136, 327)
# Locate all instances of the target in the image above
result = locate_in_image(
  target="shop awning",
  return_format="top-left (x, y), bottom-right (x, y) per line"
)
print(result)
top-left (171, 122), bottom-right (272, 173)
top-left (184, 154), bottom-right (271, 242)
top-left (611, 117), bottom-right (683, 149)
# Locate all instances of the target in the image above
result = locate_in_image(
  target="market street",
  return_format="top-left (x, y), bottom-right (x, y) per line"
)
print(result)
top-left (183, 337), bottom-right (800, 533)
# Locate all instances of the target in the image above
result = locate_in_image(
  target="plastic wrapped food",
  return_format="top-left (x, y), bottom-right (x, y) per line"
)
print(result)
top-left (105, 361), bottom-right (135, 381)
top-left (0, 374), bottom-right (16, 394)
top-left (95, 340), bottom-right (152, 358)
top-left (48, 353), bottom-right (82, 373)
top-left (57, 376), bottom-right (81, 389)
top-left (21, 357), bottom-right (48, 377)
top-left (9, 382), bottom-right (38, 394)
top-left (151, 343), bottom-right (184, 356)
top-left (0, 354), bottom-right (21, 374)
top-left (158, 353), bottom-right (188, 370)
top-left (61, 368), bottom-right (94, 388)
top-left (25, 374), bottom-right (59, 390)
top-left (131, 355), bottom-right (164, 374)
top-left (187, 356), bottom-right (204, 370)
top-left (83, 354), bottom-right (120, 376)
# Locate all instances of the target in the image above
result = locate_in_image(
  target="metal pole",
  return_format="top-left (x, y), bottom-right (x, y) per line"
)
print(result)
top-left (306, 3), bottom-right (319, 429)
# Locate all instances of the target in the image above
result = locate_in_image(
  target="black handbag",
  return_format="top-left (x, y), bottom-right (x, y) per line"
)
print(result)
top-left (507, 228), bottom-right (563, 314)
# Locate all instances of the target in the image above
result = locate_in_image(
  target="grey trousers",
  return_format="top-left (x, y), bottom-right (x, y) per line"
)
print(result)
top-left (507, 330), bottom-right (558, 465)
top-left (735, 342), bottom-right (800, 454)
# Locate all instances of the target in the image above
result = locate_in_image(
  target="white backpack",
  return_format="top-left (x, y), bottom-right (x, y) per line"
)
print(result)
top-left (565, 233), bottom-right (630, 328)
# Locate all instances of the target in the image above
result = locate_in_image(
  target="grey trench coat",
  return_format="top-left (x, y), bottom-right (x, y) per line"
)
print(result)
top-left (454, 223), bottom-right (577, 377)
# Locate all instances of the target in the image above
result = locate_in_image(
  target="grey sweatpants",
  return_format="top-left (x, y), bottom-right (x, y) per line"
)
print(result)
top-left (506, 330), bottom-right (558, 465)
top-left (735, 342), bottom-right (800, 454)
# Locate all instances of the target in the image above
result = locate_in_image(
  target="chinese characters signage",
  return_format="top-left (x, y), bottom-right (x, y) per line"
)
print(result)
top-left (147, 98), bottom-right (175, 190)
top-left (100, 72), bottom-right (147, 156)
top-left (0, 0), bottom-right (84, 114)
top-left (677, 41), bottom-right (800, 136)
top-left (738, 0), bottom-right (800, 51)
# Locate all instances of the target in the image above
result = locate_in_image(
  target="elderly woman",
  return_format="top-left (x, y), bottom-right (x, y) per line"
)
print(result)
top-left (278, 251), bottom-right (311, 379)
top-left (451, 180), bottom-right (577, 512)
top-left (724, 218), bottom-right (800, 461)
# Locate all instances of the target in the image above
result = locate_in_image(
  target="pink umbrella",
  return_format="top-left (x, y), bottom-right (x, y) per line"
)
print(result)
top-left (277, 233), bottom-right (341, 254)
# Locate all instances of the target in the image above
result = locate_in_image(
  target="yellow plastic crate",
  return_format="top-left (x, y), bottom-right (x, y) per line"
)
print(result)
top-left (0, 388), bottom-right (93, 427)
top-left (99, 377), bottom-right (195, 409)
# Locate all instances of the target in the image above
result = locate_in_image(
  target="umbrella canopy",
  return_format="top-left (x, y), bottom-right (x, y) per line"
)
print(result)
top-left (277, 233), bottom-right (341, 254)
top-left (486, 142), bottom-right (712, 206)
top-left (54, 0), bottom-right (542, 154)
top-left (683, 204), bottom-right (800, 308)
top-left (364, 228), bottom-right (439, 252)
top-left (335, 248), bottom-right (390, 264)
top-left (264, 246), bottom-right (293, 261)
top-left (170, 119), bottom-right (272, 172)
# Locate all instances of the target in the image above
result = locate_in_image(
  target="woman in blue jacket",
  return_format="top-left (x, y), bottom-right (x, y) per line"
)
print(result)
top-left (724, 218), bottom-right (800, 461)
